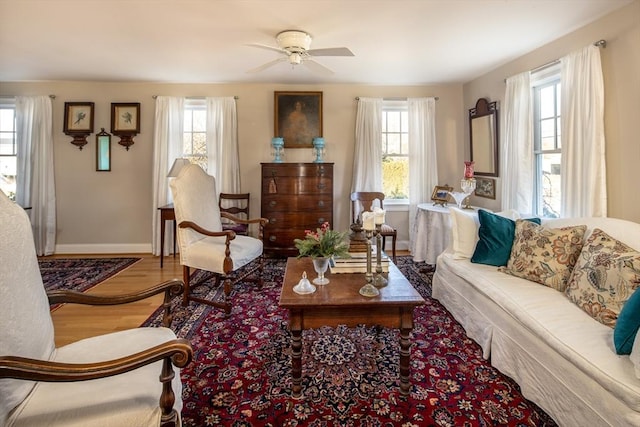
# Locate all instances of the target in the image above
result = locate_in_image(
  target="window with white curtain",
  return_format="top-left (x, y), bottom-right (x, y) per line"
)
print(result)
top-left (183, 99), bottom-right (207, 171)
top-left (532, 66), bottom-right (561, 218)
top-left (0, 102), bottom-right (16, 200)
top-left (382, 100), bottom-right (409, 200)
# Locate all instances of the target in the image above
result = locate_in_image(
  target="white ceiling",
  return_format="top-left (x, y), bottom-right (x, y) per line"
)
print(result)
top-left (0, 0), bottom-right (633, 85)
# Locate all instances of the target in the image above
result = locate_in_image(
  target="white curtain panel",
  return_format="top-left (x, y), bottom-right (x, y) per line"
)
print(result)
top-left (151, 96), bottom-right (184, 256)
top-left (501, 71), bottom-right (533, 213)
top-left (15, 96), bottom-right (56, 256)
top-left (351, 97), bottom-right (382, 192)
top-left (408, 97), bottom-right (438, 251)
top-left (206, 97), bottom-right (240, 194)
top-left (561, 45), bottom-right (607, 217)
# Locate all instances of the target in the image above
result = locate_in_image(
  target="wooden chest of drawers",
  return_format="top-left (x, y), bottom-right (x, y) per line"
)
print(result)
top-left (261, 163), bottom-right (333, 257)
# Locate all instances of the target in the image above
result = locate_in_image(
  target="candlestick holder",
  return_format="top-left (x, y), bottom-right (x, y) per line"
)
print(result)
top-left (374, 224), bottom-right (388, 287)
top-left (271, 137), bottom-right (284, 163)
top-left (359, 229), bottom-right (380, 297)
top-left (312, 137), bottom-right (325, 163)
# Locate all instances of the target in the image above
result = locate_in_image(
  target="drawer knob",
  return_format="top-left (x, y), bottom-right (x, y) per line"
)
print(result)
top-left (269, 235), bottom-right (277, 242)
top-left (318, 200), bottom-right (325, 207)
top-left (317, 183), bottom-right (326, 190)
top-left (269, 200), bottom-right (277, 207)
top-left (270, 218), bottom-right (277, 224)
top-left (317, 217), bottom-right (325, 224)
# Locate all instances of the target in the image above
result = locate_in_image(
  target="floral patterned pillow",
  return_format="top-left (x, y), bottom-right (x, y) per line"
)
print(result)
top-left (500, 220), bottom-right (586, 291)
top-left (565, 228), bottom-right (640, 328)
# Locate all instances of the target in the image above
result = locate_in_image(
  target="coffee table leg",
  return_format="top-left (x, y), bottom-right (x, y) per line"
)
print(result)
top-left (290, 312), bottom-right (303, 399)
top-left (399, 309), bottom-right (414, 396)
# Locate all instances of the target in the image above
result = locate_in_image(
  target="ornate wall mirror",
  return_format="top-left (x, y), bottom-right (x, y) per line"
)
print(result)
top-left (469, 98), bottom-right (499, 177)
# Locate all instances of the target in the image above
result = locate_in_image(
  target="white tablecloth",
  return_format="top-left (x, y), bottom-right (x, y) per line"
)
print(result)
top-left (412, 203), bottom-right (452, 264)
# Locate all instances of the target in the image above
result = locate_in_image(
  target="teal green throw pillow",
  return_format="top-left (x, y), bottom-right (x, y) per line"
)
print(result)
top-left (614, 287), bottom-right (640, 355)
top-left (471, 210), bottom-right (540, 267)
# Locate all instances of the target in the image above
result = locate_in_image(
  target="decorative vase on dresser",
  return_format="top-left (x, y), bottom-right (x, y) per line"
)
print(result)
top-left (261, 162), bottom-right (334, 257)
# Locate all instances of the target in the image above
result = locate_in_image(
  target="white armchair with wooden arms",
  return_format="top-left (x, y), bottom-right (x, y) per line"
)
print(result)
top-left (0, 192), bottom-right (192, 427)
top-left (169, 163), bottom-right (268, 313)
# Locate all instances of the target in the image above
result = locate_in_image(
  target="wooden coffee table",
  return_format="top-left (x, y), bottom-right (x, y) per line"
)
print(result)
top-left (279, 257), bottom-right (425, 398)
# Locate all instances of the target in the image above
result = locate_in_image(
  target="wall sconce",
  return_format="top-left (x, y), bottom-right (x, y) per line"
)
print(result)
top-left (111, 103), bottom-right (140, 150)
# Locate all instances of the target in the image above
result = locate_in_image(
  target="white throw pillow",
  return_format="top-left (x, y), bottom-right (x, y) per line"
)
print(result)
top-left (449, 207), bottom-right (518, 259)
top-left (449, 207), bottom-right (481, 259)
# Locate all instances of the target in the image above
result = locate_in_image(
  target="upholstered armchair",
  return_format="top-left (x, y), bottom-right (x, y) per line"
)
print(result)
top-left (0, 192), bottom-right (192, 427)
top-left (169, 163), bottom-right (268, 313)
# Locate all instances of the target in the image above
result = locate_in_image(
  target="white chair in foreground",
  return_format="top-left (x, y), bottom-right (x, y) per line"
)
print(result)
top-left (170, 163), bottom-right (268, 313)
top-left (0, 192), bottom-right (192, 427)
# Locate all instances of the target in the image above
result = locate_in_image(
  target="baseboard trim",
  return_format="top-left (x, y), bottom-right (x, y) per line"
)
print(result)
top-left (55, 243), bottom-right (151, 254)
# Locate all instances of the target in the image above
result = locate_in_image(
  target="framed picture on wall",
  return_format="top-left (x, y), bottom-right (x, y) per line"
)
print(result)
top-left (111, 103), bottom-right (140, 134)
top-left (475, 177), bottom-right (496, 199)
top-left (274, 91), bottom-right (322, 148)
top-left (63, 102), bottom-right (94, 134)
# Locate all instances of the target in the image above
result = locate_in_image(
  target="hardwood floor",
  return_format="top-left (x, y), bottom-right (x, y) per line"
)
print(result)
top-left (50, 253), bottom-right (183, 347)
top-left (50, 250), bottom-right (412, 347)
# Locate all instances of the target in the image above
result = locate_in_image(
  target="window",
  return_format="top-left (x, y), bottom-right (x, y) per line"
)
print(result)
top-left (532, 69), bottom-right (561, 218)
top-left (183, 100), bottom-right (207, 170)
top-left (381, 101), bottom-right (409, 200)
top-left (0, 104), bottom-right (16, 200)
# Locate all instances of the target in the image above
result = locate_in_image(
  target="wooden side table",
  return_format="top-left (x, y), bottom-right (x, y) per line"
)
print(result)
top-left (158, 204), bottom-right (176, 268)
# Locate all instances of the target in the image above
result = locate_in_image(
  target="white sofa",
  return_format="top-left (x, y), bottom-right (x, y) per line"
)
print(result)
top-left (432, 213), bottom-right (640, 427)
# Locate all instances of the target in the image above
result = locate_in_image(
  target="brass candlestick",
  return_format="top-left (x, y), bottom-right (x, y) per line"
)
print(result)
top-left (374, 224), bottom-right (388, 287)
top-left (359, 229), bottom-right (379, 297)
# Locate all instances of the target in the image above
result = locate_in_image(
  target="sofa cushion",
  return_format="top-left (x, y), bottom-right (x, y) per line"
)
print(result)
top-left (566, 228), bottom-right (640, 329)
top-left (449, 207), bottom-right (481, 259)
top-left (471, 210), bottom-right (541, 267)
top-left (501, 220), bottom-right (586, 291)
top-left (615, 287), bottom-right (640, 354)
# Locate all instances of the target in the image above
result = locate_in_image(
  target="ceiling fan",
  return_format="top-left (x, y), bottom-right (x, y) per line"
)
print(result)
top-left (247, 30), bottom-right (354, 75)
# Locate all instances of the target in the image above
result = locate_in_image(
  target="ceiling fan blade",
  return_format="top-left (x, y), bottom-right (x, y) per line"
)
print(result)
top-left (303, 59), bottom-right (334, 75)
top-left (246, 43), bottom-right (287, 54)
top-left (246, 58), bottom-right (286, 74)
top-left (307, 47), bottom-right (354, 57)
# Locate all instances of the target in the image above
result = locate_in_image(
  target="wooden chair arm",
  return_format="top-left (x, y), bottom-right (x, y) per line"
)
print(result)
top-left (178, 220), bottom-right (236, 240)
top-left (47, 279), bottom-right (184, 328)
top-left (220, 212), bottom-right (269, 227)
top-left (0, 339), bottom-right (192, 382)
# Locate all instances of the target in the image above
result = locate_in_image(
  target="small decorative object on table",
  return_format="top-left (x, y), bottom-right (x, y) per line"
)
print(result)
top-left (271, 137), bottom-right (284, 162)
top-left (448, 161), bottom-right (477, 209)
top-left (312, 137), bottom-right (325, 163)
top-left (431, 185), bottom-right (453, 207)
top-left (294, 222), bottom-right (350, 285)
top-left (293, 271), bottom-right (316, 295)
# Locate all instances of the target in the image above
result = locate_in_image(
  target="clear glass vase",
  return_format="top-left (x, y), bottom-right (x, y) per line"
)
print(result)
top-left (312, 257), bottom-right (330, 285)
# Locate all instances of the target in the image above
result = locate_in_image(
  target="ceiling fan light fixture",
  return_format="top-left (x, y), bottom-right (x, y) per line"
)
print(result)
top-left (289, 52), bottom-right (302, 65)
top-left (276, 30), bottom-right (312, 51)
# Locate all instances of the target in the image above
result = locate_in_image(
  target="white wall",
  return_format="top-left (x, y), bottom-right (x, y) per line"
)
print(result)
top-left (0, 81), bottom-right (464, 253)
top-left (463, 0), bottom-right (640, 222)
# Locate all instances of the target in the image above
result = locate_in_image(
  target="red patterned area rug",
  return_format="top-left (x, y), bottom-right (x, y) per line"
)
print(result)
top-left (39, 257), bottom-right (141, 310)
top-left (142, 257), bottom-right (558, 426)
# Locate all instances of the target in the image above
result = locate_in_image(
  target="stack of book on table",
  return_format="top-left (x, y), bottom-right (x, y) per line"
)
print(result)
top-left (329, 247), bottom-right (389, 274)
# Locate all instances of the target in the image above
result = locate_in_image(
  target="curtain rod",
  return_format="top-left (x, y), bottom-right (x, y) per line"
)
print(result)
top-left (152, 95), bottom-right (238, 99)
top-left (507, 39), bottom-right (607, 80)
top-left (0, 94), bottom-right (56, 99)
top-left (355, 96), bottom-right (439, 101)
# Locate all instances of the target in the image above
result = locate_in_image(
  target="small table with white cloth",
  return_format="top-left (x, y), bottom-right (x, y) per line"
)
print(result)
top-left (412, 203), bottom-right (480, 265)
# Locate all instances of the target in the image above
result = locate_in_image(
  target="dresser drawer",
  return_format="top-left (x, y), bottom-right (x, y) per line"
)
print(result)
top-left (262, 163), bottom-right (332, 178)
top-left (264, 212), bottom-right (332, 229)
top-left (262, 195), bottom-right (331, 212)
top-left (261, 176), bottom-right (332, 195)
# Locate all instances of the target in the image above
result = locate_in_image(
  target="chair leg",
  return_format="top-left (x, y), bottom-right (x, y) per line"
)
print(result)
top-left (182, 266), bottom-right (191, 306)
top-left (391, 232), bottom-right (397, 263)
